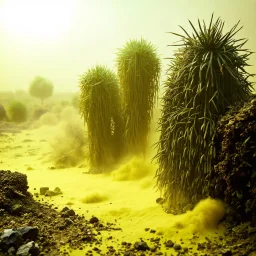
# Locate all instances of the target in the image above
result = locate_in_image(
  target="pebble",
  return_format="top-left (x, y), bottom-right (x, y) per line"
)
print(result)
top-left (173, 243), bottom-right (182, 250)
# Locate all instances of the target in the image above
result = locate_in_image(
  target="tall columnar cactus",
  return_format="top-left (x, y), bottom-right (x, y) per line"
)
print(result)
top-left (116, 38), bottom-right (161, 155)
top-left (155, 15), bottom-right (254, 207)
top-left (79, 65), bottom-right (123, 172)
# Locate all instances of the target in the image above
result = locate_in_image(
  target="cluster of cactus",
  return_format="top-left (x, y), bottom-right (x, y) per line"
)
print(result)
top-left (79, 39), bottom-right (161, 172)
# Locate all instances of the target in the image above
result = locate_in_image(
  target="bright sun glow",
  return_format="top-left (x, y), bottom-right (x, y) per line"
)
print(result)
top-left (0, 0), bottom-right (75, 41)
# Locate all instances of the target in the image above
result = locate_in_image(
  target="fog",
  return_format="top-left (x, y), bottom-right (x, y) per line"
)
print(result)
top-left (0, 1), bottom-right (256, 255)
top-left (0, 0), bottom-right (256, 92)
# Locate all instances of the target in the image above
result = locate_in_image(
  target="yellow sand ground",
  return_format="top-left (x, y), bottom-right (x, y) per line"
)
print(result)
top-left (0, 121), bottom-right (227, 255)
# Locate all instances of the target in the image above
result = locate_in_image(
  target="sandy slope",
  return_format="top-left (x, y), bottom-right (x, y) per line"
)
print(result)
top-left (0, 122), bottom-right (226, 255)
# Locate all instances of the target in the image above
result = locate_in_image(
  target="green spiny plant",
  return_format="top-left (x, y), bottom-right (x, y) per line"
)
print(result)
top-left (116, 38), bottom-right (161, 156)
top-left (0, 104), bottom-right (7, 121)
top-left (155, 15), bottom-right (254, 207)
top-left (79, 65), bottom-right (123, 172)
top-left (29, 76), bottom-right (54, 104)
top-left (8, 101), bottom-right (28, 123)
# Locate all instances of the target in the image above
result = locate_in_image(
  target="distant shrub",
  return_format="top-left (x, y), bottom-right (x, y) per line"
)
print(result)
top-left (0, 104), bottom-right (7, 121)
top-left (29, 76), bottom-right (54, 104)
top-left (8, 101), bottom-right (28, 123)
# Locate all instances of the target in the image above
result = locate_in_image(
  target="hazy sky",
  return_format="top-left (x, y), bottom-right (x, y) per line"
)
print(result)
top-left (0, 0), bottom-right (256, 92)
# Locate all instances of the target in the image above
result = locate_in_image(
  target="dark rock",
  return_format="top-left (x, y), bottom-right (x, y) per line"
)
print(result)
top-left (44, 190), bottom-right (57, 196)
top-left (66, 209), bottom-right (75, 216)
top-left (134, 241), bottom-right (149, 251)
top-left (65, 218), bottom-right (73, 226)
top-left (150, 229), bottom-right (156, 233)
top-left (173, 243), bottom-right (182, 250)
top-left (221, 248), bottom-right (232, 256)
top-left (17, 226), bottom-right (39, 241)
top-left (57, 224), bottom-right (66, 230)
top-left (39, 187), bottom-right (49, 195)
top-left (165, 240), bottom-right (174, 247)
top-left (90, 216), bottom-right (99, 224)
top-left (183, 247), bottom-right (189, 252)
top-left (150, 246), bottom-right (157, 252)
top-left (208, 96), bottom-right (256, 226)
top-left (16, 241), bottom-right (39, 256)
top-left (11, 204), bottom-right (23, 214)
top-left (150, 237), bottom-right (160, 243)
top-left (61, 208), bottom-right (76, 218)
top-left (61, 206), bottom-right (70, 212)
top-left (156, 198), bottom-right (165, 204)
top-left (81, 236), bottom-right (92, 242)
top-left (53, 187), bottom-right (62, 194)
top-left (0, 170), bottom-right (29, 194)
top-left (0, 229), bottom-right (23, 251)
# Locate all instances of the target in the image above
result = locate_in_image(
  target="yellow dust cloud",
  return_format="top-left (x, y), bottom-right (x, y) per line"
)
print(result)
top-left (80, 192), bottom-right (109, 204)
top-left (111, 157), bottom-right (155, 181)
top-left (157, 198), bottom-right (226, 236)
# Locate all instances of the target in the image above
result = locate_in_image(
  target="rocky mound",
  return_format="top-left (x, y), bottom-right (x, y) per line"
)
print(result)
top-left (0, 170), bottom-right (120, 255)
top-left (0, 170), bottom-right (34, 215)
top-left (209, 95), bottom-right (256, 225)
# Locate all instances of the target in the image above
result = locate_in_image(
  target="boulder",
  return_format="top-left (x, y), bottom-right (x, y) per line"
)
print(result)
top-left (16, 241), bottom-right (39, 256)
top-left (0, 229), bottom-right (23, 252)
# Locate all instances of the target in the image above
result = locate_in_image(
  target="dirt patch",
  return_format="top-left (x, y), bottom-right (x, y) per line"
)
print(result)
top-left (0, 170), bottom-right (120, 255)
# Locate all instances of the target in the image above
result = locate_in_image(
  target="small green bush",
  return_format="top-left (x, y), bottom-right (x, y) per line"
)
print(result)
top-left (0, 104), bottom-right (7, 121)
top-left (29, 76), bottom-right (54, 104)
top-left (8, 101), bottom-right (28, 123)
top-left (116, 38), bottom-right (161, 155)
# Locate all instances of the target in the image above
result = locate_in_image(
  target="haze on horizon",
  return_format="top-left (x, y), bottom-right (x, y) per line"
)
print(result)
top-left (0, 0), bottom-right (256, 93)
